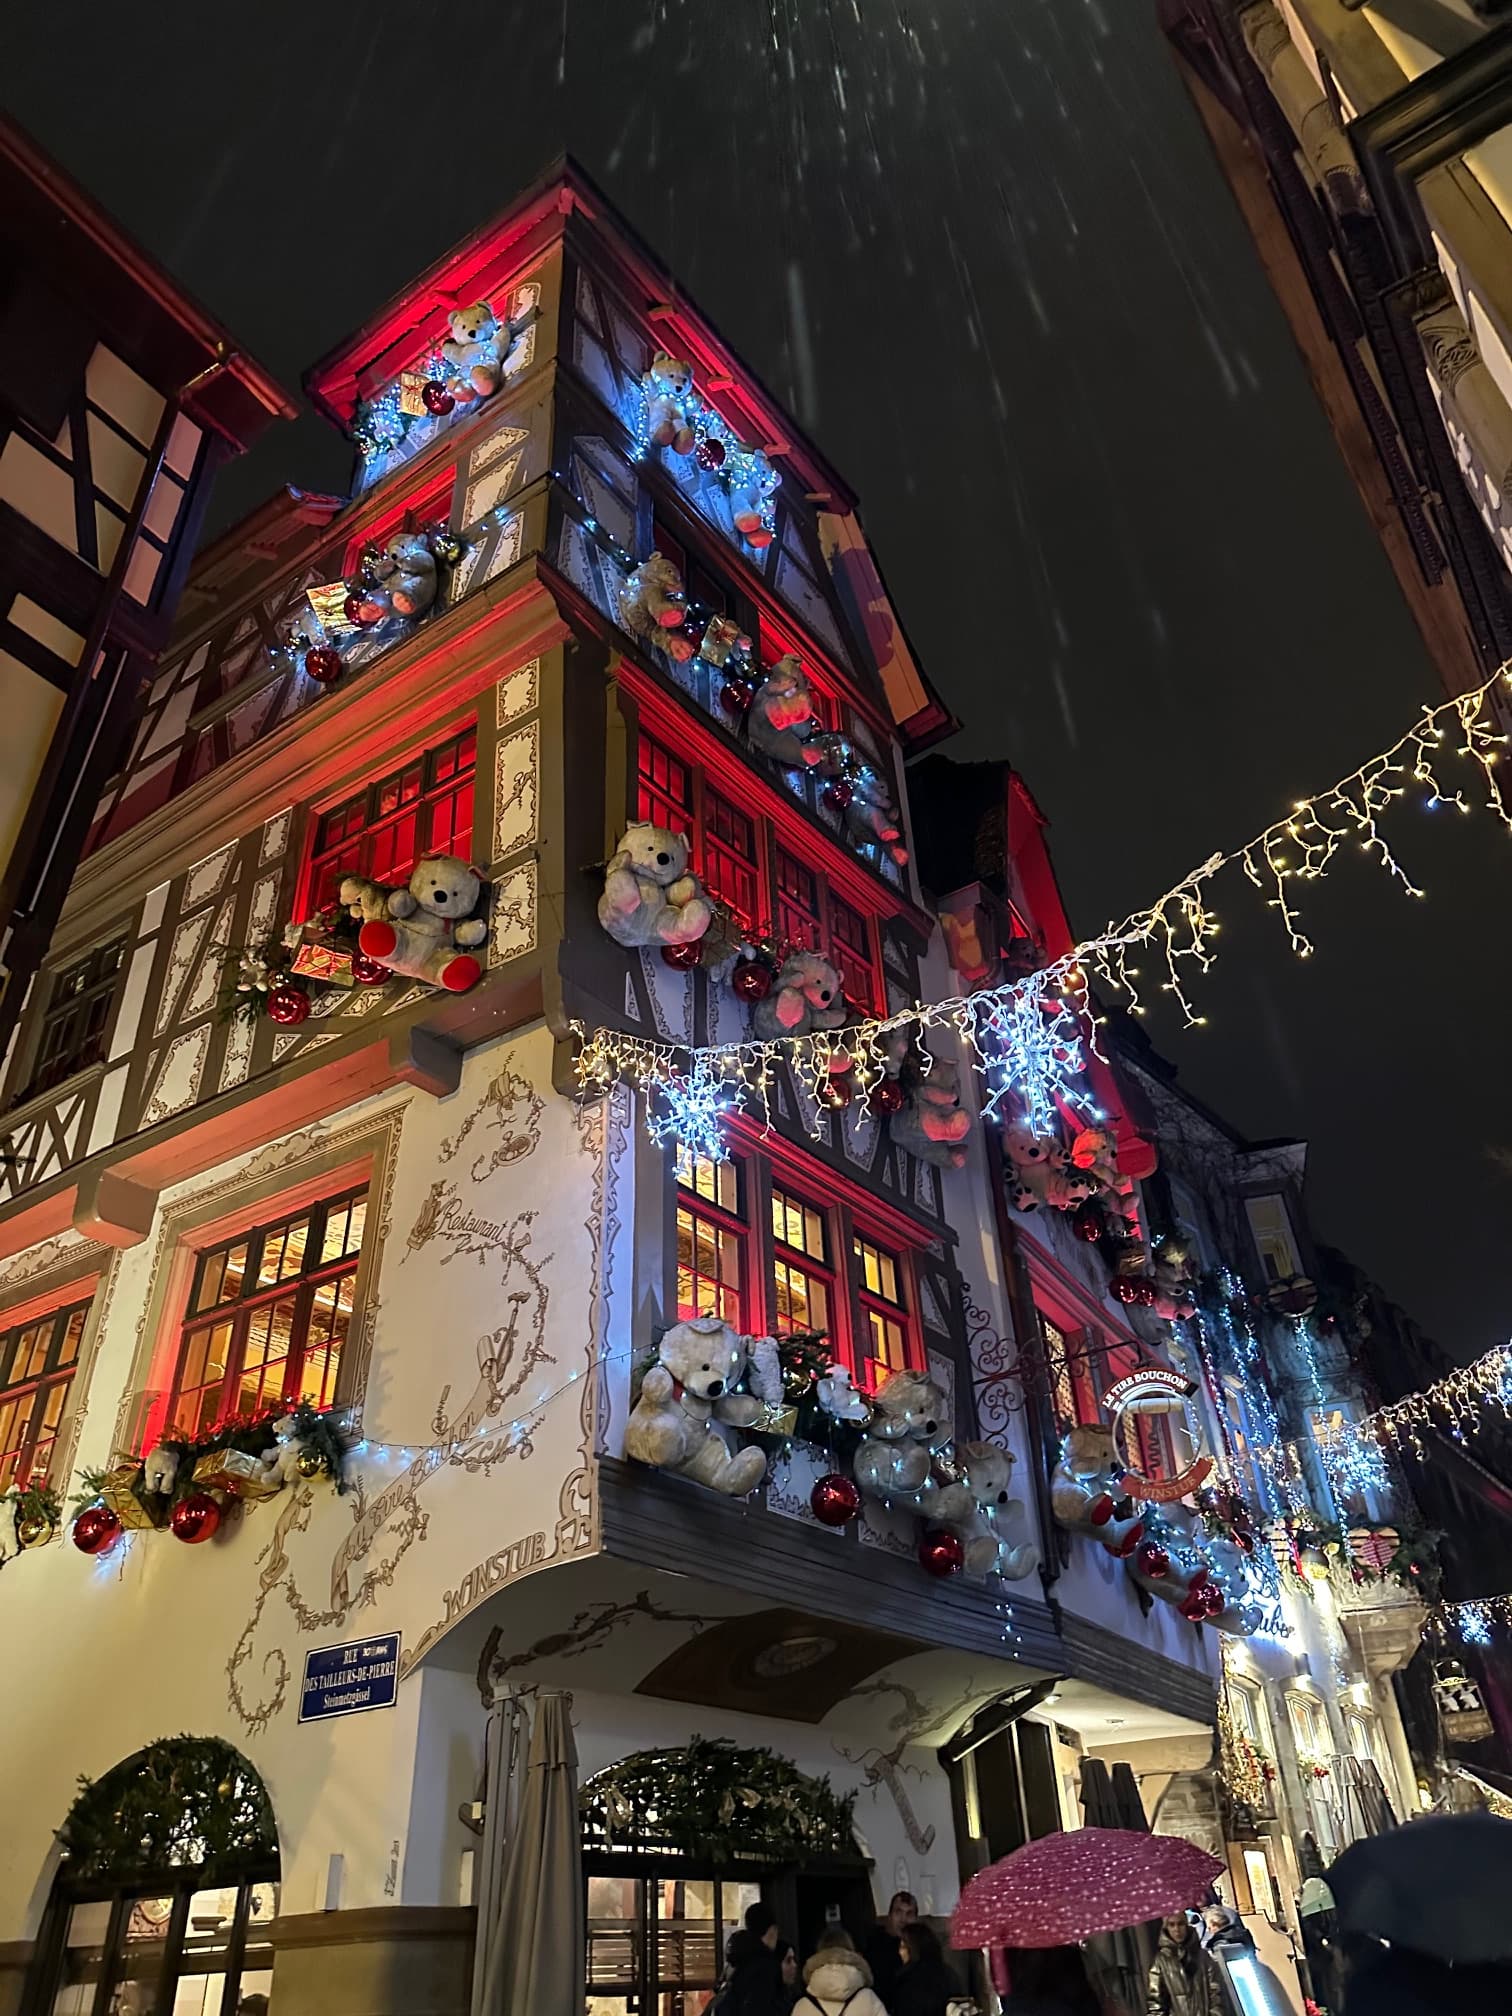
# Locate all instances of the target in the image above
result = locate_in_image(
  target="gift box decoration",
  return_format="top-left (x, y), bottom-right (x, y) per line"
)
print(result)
top-left (191, 1448), bottom-right (283, 1502)
top-left (290, 940), bottom-right (354, 988)
top-left (100, 1463), bottom-right (168, 1531)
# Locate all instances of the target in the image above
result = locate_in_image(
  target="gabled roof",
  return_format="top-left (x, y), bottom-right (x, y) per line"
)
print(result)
top-left (302, 155), bottom-right (952, 744)
top-left (0, 114), bottom-right (296, 449)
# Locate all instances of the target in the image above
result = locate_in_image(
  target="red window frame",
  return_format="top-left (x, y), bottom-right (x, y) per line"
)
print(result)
top-left (636, 733), bottom-right (770, 938)
top-left (303, 723), bottom-right (476, 916)
top-left (168, 1186), bottom-right (367, 1437)
top-left (342, 468), bottom-right (456, 577)
top-left (677, 1137), bottom-right (927, 1394)
top-left (0, 1298), bottom-right (89, 1492)
top-left (774, 843), bottom-right (884, 1015)
top-left (675, 1150), bottom-right (747, 1325)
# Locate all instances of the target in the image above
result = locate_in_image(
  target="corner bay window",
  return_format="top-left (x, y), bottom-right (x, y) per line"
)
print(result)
top-left (636, 732), bottom-right (884, 1013)
top-left (306, 724), bottom-right (475, 914)
top-left (674, 1148), bottom-right (921, 1391)
top-left (170, 1188), bottom-right (367, 1436)
top-left (0, 1298), bottom-right (89, 1491)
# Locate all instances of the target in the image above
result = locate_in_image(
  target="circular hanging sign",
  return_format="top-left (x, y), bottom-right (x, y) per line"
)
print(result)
top-left (1102, 1364), bottom-right (1214, 1503)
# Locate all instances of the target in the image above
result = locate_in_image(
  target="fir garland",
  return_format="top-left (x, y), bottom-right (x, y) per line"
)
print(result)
top-left (59, 1737), bottom-right (276, 1881)
top-left (581, 1737), bottom-right (858, 1865)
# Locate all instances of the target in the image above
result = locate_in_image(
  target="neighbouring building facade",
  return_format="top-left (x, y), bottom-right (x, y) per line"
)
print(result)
top-left (0, 115), bottom-right (294, 1072)
top-left (1160, 1), bottom-right (1512, 697)
top-left (0, 163), bottom-right (1247, 2016)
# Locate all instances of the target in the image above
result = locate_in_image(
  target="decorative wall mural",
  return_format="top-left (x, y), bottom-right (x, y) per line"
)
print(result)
top-left (834, 1676), bottom-right (985, 1859)
top-left (474, 1590), bottom-right (719, 1705)
top-left (436, 1057), bottom-right (544, 1184)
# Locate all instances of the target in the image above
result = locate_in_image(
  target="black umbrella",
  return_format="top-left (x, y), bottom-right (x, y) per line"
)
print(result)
top-left (1327, 1812), bottom-right (1512, 1965)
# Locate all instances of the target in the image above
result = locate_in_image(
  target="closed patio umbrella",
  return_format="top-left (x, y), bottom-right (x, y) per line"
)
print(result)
top-left (475, 1690), bottom-right (585, 2016)
top-left (1078, 1760), bottom-right (1154, 2008)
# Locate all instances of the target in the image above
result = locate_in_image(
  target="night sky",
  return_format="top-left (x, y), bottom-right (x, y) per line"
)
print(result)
top-left (6, 2), bottom-right (1509, 1355)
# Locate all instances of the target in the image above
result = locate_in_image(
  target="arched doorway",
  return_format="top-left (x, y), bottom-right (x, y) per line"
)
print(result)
top-left (25, 1738), bottom-right (279, 2016)
top-left (580, 1738), bottom-right (872, 2013)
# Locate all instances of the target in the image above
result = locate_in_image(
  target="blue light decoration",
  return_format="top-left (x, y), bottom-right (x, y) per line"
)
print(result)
top-left (1201, 1284), bottom-right (1284, 1517)
top-left (644, 1055), bottom-right (739, 1164)
top-left (963, 964), bottom-right (1102, 1136)
top-left (628, 366), bottom-right (780, 550)
top-left (1458, 1601), bottom-right (1494, 1647)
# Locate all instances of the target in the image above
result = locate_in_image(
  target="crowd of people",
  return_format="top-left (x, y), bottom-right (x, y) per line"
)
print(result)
top-left (715, 1891), bottom-right (963, 2016)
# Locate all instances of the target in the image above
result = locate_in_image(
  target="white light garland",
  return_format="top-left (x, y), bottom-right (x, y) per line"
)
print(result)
top-left (578, 664), bottom-right (1512, 1158)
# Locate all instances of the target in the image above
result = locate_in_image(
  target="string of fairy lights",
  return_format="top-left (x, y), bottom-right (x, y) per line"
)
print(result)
top-left (575, 663), bottom-right (1512, 1164)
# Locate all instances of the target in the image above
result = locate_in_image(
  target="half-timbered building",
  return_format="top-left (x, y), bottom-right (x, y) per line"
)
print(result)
top-left (0, 114), bottom-right (295, 1073)
top-left (0, 163), bottom-right (1225, 2016)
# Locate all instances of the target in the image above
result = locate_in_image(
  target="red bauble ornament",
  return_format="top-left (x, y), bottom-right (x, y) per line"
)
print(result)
top-left (170, 1492), bottom-right (222, 1545)
top-left (72, 1504), bottom-right (123, 1556)
top-left (1072, 1199), bottom-right (1105, 1243)
top-left (919, 1528), bottom-right (965, 1579)
top-left (869, 1076), bottom-right (906, 1116)
top-left (1110, 1276), bottom-right (1140, 1306)
top-left (721, 680), bottom-right (754, 714)
top-left (818, 1074), bottom-right (854, 1110)
top-left (1132, 1278), bottom-right (1158, 1307)
top-left (351, 951), bottom-right (391, 987)
top-left (1179, 1591), bottom-right (1207, 1622)
top-left (422, 381), bottom-right (455, 416)
top-left (304, 646), bottom-right (344, 685)
top-left (343, 592), bottom-right (369, 626)
top-left (1135, 1540), bottom-right (1171, 1579)
top-left (661, 940), bottom-right (703, 971)
top-left (1200, 1582), bottom-right (1228, 1617)
top-left (730, 957), bottom-right (774, 1003)
top-left (811, 1472), bottom-right (862, 1527)
top-left (822, 779), bottom-right (854, 813)
top-left (695, 437), bottom-right (726, 471)
top-left (266, 984), bottom-right (312, 1027)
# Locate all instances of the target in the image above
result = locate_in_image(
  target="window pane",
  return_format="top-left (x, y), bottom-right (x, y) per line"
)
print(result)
top-left (775, 849), bottom-right (821, 951)
top-left (854, 1238), bottom-right (901, 1306)
top-left (773, 1259), bottom-right (827, 1336)
top-left (677, 1205), bottom-right (742, 1324)
top-left (58, 1306), bottom-right (86, 1365)
top-left (308, 733), bottom-right (475, 920)
top-left (772, 1188), bottom-right (825, 1261)
top-left (860, 1306), bottom-right (908, 1384)
top-left (676, 1149), bottom-right (737, 1213)
top-left (703, 792), bottom-right (760, 927)
top-left (636, 735), bottom-right (694, 837)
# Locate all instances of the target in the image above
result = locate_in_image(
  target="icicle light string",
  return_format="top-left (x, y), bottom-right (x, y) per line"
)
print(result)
top-left (576, 665), bottom-right (1512, 1160)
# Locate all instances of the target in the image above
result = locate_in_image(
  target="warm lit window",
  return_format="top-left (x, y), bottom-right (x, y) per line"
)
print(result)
top-left (306, 726), bottom-right (475, 913)
top-left (0, 1299), bottom-right (88, 1490)
top-left (675, 1149), bottom-right (746, 1324)
top-left (771, 1186), bottom-right (832, 1339)
top-left (853, 1235), bottom-right (912, 1391)
top-left (170, 1188), bottom-right (367, 1435)
top-left (23, 939), bottom-right (125, 1099)
top-left (1245, 1193), bottom-right (1303, 1285)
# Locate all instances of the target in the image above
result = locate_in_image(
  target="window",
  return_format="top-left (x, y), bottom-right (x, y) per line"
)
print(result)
top-left (633, 731), bottom-right (884, 996)
top-left (771, 1185), bottom-right (834, 1340)
top-left (675, 1150), bottom-right (746, 1324)
top-left (853, 1235), bottom-right (912, 1391)
top-left (24, 939), bottom-right (125, 1099)
top-left (305, 726), bottom-right (475, 914)
top-left (636, 734), bottom-right (765, 935)
top-left (169, 1188), bottom-right (366, 1436)
top-left (1245, 1193), bottom-right (1303, 1285)
top-left (0, 1298), bottom-right (88, 1490)
top-left (1041, 1313), bottom-right (1103, 1435)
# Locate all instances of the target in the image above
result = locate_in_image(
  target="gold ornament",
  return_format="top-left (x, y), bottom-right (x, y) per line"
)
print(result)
top-left (216, 1780), bottom-right (233, 1800)
top-left (17, 1511), bottom-right (52, 1549)
top-left (295, 1447), bottom-right (325, 1479)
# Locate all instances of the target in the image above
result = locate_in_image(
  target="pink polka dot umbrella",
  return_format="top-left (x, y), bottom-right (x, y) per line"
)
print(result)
top-left (951, 1827), bottom-right (1224, 1949)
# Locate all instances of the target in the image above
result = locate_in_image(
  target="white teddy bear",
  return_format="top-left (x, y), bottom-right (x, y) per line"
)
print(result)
top-left (852, 1368), bottom-right (951, 1511)
top-left (751, 950), bottom-right (847, 1039)
top-left (746, 655), bottom-right (825, 769)
top-left (623, 1316), bottom-right (768, 1496)
top-left (937, 1440), bottom-right (1042, 1581)
top-left (727, 448), bottom-right (778, 548)
top-left (816, 1364), bottom-right (871, 1424)
top-left (441, 300), bottom-right (535, 403)
top-left (598, 824), bottom-right (713, 949)
top-left (141, 1445), bottom-right (181, 1496)
top-left (374, 532), bottom-right (438, 619)
top-left (643, 351), bottom-right (699, 454)
top-left (345, 854), bottom-right (488, 992)
top-left (258, 1414), bottom-right (307, 1489)
top-left (619, 552), bottom-right (689, 654)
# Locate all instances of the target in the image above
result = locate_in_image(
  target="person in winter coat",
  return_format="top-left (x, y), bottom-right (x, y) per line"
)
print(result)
top-left (998, 1945), bottom-right (1104, 2016)
top-left (862, 1892), bottom-right (917, 2009)
top-left (1199, 1906), bottom-right (1254, 1954)
top-left (791, 1934), bottom-right (891, 2016)
top-left (1146, 1914), bottom-right (1226, 2016)
top-left (717, 1902), bottom-right (789, 2016)
top-left (891, 1922), bottom-right (960, 2016)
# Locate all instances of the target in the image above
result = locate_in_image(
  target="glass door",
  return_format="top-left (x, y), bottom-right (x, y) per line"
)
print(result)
top-left (41, 1878), bottom-right (279, 2016)
top-left (586, 1870), bottom-right (762, 2016)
